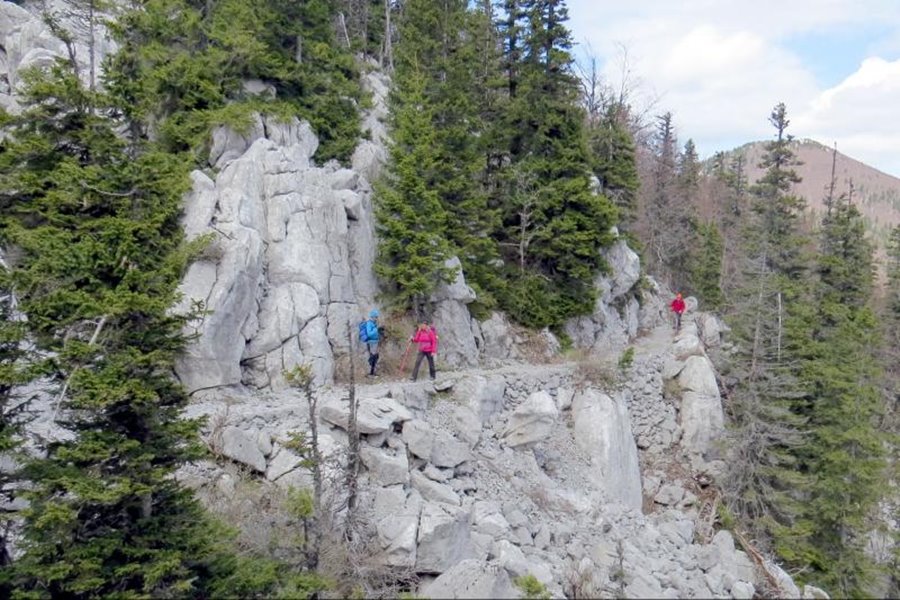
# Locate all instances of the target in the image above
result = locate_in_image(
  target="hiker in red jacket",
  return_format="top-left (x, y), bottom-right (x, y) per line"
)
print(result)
top-left (410, 320), bottom-right (438, 381)
top-left (671, 292), bottom-right (686, 331)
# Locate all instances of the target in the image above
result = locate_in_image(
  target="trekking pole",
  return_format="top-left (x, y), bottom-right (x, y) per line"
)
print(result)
top-left (397, 339), bottom-right (413, 376)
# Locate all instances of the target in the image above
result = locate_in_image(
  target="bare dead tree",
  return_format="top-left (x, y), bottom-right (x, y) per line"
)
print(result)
top-left (283, 363), bottom-right (323, 570)
top-left (498, 166), bottom-right (540, 273)
top-left (382, 0), bottom-right (393, 72)
top-left (344, 319), bottom-right (360, 540)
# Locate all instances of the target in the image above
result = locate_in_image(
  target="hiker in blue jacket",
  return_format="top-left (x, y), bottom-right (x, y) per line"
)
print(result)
top-left (364, 309), bottom-right (381, 377)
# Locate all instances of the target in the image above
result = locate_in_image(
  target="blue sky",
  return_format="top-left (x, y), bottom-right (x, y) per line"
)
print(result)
top-left (565, 0), bottom-right (900, 177)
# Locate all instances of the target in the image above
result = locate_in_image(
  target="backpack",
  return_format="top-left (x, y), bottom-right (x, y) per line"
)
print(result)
top-left (358, 320), bottom-right (369, 343)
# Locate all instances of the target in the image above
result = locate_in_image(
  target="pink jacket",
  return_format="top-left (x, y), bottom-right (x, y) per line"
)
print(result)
top-left (412, 327), bottom-right (438, 354)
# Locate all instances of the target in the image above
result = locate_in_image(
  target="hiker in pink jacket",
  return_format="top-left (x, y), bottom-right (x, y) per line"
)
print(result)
top-left (410, 320), bottom-right (438, 381)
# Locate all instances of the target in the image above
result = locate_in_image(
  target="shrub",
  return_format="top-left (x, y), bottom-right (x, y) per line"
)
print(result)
top-left (514, 574), bottom-right (552, 600)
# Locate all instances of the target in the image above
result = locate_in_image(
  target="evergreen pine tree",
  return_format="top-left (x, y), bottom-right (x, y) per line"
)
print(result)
top-left (105, 0), bottom-right (360, 162)
top-left (495, 0), bottom-right (617, 328)
top-left (385, 0), bottom-right (503, 311)
top-left (785, 194), bottom-right (887, 596)
top-left (722, 103), bottom-right (811, 548)
top-left (0, 58), bottom-right (321, 598)
top-left (690, 222), bottom-right (725, 310)
top-left (374, 65), bottom-right (455, 310)
top-left (588, 104), bottom-right (640, 232)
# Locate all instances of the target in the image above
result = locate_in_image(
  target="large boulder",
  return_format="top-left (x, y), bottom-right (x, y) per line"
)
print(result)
top-left (452, 374), bottom-right (507, 421)
top-left (431, 257), bottom-right (480, 368)
top-left (220, 427), bottom-right (267, 473)
top-left (572, 389), bottom-right (642, 510)
top-left (479, 312), bottom-right (520, 361)
top-left (320, 395), bottom-right (413, 435)
top-left (420, 559), bottom-right (517, 599)
top-left (373, 486), bottom-right (422, 568)
top-left (563, 236), bottom-right (642, 354)
top-left (677, 356), bottom-right (724, 459)
top-left (416, 502), bottom-right (475, 573)
top-left (502, 390), bottom-right (559, 447)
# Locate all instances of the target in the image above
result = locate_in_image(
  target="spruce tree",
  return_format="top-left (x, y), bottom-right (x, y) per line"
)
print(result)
top-left (0, 54), bottom-right (323, 597)
top-left (690, 222), bottom-right (725, 310)
top-left (786, 195), bottom-right (887, 596)
top-left (106, 0), bottom-right (361, 162)
top-left (374, 65), bottom-right (455, 310)
top-left (588, 104), bottom-right (640, 232)
top-left (384, 0), bottom-right (503, 310)
top-left (495, 0), bottom-right (617, 328)
top-left (722, 103), bottom-right (811, 548)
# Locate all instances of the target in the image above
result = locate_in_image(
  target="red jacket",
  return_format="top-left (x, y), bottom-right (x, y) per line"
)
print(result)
top-left (671, 297), bottom-right (686, 314)
top-left (412, 327), bottom-right (438, 354)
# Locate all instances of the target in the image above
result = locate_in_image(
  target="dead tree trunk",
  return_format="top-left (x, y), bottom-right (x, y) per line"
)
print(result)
top-left (344, 321), bottom-right (360, 540)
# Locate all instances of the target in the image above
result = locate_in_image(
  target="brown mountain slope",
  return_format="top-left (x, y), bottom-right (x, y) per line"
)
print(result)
top-left (730, 139), bottom-right (900, 246)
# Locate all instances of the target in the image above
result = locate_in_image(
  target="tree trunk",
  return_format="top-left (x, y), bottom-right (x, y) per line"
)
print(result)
top-left (344, 321), bottom-right (360, 539)
top-left (383, 0), bottom-right (393, 72)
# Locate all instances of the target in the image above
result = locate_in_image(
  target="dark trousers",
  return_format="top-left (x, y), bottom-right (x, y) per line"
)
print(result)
top-left (674, 311), bottom-right (683, 330)
top-left (411, 351), bottom-right (435, 380)
top-left (366, 342), bottom-right (379, 375)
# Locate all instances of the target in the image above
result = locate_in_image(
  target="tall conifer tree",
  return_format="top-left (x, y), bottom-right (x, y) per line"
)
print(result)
top-left (496, 0), bottom-right (617, 328)
top-left (786, 194), bottom-right (887, 596)
top-left (374, 65), bottom-right (455, 310)
top-left (722, 103), bottom-right (811, 548)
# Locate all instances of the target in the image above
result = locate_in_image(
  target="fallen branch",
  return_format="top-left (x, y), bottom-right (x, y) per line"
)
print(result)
top-left (731, 528), bottom-right (788, 596)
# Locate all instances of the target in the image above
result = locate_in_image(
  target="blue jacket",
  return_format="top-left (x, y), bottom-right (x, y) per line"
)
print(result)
top-left (365, 319), bottom-right (379, 342)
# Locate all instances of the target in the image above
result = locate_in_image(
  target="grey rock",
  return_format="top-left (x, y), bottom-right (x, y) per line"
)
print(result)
top-left (374, 486), bottom-right (422, 567)
top-left (492, 539), bottom-right (530, 577)
top-left (654, 484), bottom-right (685, 506)
top-left (479, 312), bottom-right (519, 360)
top-left (433, 378), bottom-right (455, 392)
top-left (419, 559), bottom-right (517, 599)
top-left (221, 427), bottom-right (266, 472)
top-left (257, 431), bottom-right (273, 457)
top-left (502, 390), bottom-right (558, 448)
top-left (266, 447), bottom-right (305, 481)
top-left (556, 386), bottom-right (575, 411)
top-left (453, 375), bottom-right (507, 421)
top-left (473, 501), bottom-right (513, 538)
top-left (451, 405), bottom-right (482, 448)
top-left (411, 470), bottom-right (460, 506)
top-left (320, 395), bottom-right (413, 435)
top-left (422, 463), bottom-right (454, 482)
top-left (572, 389), bottom-right (642, 510)
top-left (802, 584), bottom-right (830, 599)
top-left (733, 580), bottom-right (756, 599)
top-left (416, 502), bottom-right (474, 573)
top-left (402, 419), bottom-right (434, 460)
top-left (431, 431), bottom-right (472, 468)
top-left (361, 446), bottom-right (409, 486)
top-left (766, 560), bottom-right (801, 599)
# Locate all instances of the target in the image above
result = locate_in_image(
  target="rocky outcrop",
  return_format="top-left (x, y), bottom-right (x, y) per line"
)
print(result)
top-left (181, 356), bottom-right (813, 600)
top-left (572, 388), bottom-right (642, 511)
top-left (173, 117), bottom-right (370, 392)
top-left (431, 256), bottom-right (481, 368)
top-left (0, 1), bottom-right (117, 113)
top-left (564, 233), bottom-right (644, 354)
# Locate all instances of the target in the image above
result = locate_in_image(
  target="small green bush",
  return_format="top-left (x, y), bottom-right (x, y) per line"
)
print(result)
top-left (618, 346), bottom-right (635, 371)
top-left (514, 574), bottom-right (552, 600)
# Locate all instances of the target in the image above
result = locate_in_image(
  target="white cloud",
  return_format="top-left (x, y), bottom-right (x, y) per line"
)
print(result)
top-left (567, 0), bottom-right (900, 176)
top-left (794, 57), bottom-right (900, 175)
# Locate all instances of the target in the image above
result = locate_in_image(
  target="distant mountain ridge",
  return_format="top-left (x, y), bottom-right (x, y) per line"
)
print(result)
top-left (716, 139), bottom-right (900, 248)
